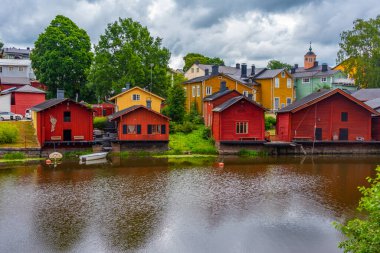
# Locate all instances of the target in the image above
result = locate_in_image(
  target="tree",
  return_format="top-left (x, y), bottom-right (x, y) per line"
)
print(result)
top-left (337, 16), bottom-right (380, 88)
top-left (0, 39), bottom-right (3, 50)
top-left (267, 59), bottom-right (292, 70)
top-left (183, 53), bottom-right (224, 72)
top-left (163, 73), bottom-right (186, 122)
top-left (88, 18), bottom-right (171, 100)
top-left (31, 15), bottom-right (93, 99)
top-left (334, 166), bottom-right (380, 253)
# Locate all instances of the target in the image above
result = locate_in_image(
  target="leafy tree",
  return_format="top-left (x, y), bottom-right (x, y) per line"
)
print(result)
top-left (334, 166), bottom-right (380, 253)
top-left (183, 53), bottom-right (224, 72)
top-left (337, 16), bottom-right (380, 88)
top-left (267, 59), bottom-right (292, 70)
top-left (88, 18), bottom-right (171, 100)
top-left (163, 73), bottom-right (186, 122)
top-left (0, 39), bottom-right (3, 51)
top-left (31, 15), bottom-right (93, 99)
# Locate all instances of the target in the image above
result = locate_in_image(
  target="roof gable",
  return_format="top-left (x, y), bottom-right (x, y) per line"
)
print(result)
top-left (109, 86), bottom-right (165, 101)
top-left (277, 88), bottom-right (379, 115)
top-left (213, 95), bottom-right (266, 112)
top-left (108, 105), bottom-right (169, 121)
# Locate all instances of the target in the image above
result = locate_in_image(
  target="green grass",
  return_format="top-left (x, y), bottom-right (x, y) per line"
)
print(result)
top-left (168, 125), bottom-right (218, 155)
top-left (63, 149), bottom-right (92, 159)
top-left (238, 149), bottom-right (268, 157)
top-left (2, 152), bottom-right (25, 160)
top-left (0, 121), bottom-right (40, 148)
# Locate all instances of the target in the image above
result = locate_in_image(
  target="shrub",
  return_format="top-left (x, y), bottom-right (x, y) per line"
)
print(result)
top-left (93, 117), bottom-right (108, 130)
top-left (202, 127), bottom-right (212, 140)
top-left (175, 121), bottom-right (197, 133)
top-left (0, 124), bottom-right (19, 144)
top-left (3, 152), bottom-right (25, 160)
top-left (265, 116), bottom-right (276, 130)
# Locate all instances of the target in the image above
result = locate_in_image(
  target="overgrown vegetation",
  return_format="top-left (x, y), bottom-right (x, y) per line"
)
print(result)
top-left (63, 150), bottom-right (92, 159)
top-left (265, 116), bottom-right (276, 131)
top-left (93, 117), bottom-right (108, 130)
top-left (334, 166), bottom-right (380, 253)
top-left (0, 123), bottom-right (19, 144)
top-left (2, 152), bottom-right (25, 160)
top-left (238, 149), bottom-right (267, 157)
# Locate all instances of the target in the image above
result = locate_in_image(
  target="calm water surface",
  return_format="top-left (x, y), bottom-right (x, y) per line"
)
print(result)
top-left (0, 156), bottom-right (378, 253)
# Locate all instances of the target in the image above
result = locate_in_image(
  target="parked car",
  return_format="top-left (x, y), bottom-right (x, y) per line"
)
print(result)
top-left (0, 112), bottom-right (23, 121)
top-left (25, 109), bottom-right (31, 120)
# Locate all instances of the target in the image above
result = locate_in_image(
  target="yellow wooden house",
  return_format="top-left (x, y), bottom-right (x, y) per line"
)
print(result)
top-left (183, 64), bottom-right (260, 115)
top-left (254, 69), bottom-right (294, 111)
top-left (109, 86), bottom-right (165, 113)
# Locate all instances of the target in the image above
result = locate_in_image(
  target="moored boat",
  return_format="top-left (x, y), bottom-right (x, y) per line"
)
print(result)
top-left (79, 152), bottom-right (108, 163)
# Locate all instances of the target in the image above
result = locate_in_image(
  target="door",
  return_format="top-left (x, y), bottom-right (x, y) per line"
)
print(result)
top-left (63, 129), bottom-right (72, 141)
top-left (339, 128), bottom-right (348, 141)
top-left (315, 128), bottom-right (322, 141)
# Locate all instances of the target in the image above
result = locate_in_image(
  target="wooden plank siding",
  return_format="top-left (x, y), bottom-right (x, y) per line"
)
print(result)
top-left (11, 92), bottom-right (45, 116)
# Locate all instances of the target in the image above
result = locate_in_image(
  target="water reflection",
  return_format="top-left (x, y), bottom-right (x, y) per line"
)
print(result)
top-left (0, 156), bottom-right (378, 253)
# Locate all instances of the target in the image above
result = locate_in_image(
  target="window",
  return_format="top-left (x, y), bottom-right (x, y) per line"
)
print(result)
top-left (19, 67), bottom-right (24, 71)
top-left (281, 71), bottom-right (285, 78)
top-left (192, 86), bottom-right (195, 97)
top-left (148, 124), bottom-right (166, 134)
top-left (197, 85), bottom-right (200, 97)
top-left (287, 78), bottom-right (292, 88)
top-left (321, 77), bottom-right (327, 82)
top-left (341, 112), bottom-right (348, 122)
top-left (196, 68), bottom-right (199, 73)
top-left (275, 78), bottom-right (279, 88)
top-left (63, 111), bottom-right (71, 122)
top-left (132, 94), bottom-right (140, 101)
top-left (281, 103), bottom-right (285, 108)
top-left (243, 91), bottom-right (249, 97)
top-left (191, 68), bottom-right (194, 73)
top-left (236, 122), bottom-right (248, 134)
top-left (9, 67), bottom-right (13, 71)
top-left (274, 97), bottom-right (280, 110)
top-left (206, 86), bottom-right (212, 95)
top-left (123, 125), bottom-right (141, 134)
top-left (286, 97), bottom-right (292, 105)
top-left (302, 78), bottom-right (310, 83)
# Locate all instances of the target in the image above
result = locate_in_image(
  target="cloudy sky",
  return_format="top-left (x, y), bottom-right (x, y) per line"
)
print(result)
top-left (0, 0), bottom-right (379, 69)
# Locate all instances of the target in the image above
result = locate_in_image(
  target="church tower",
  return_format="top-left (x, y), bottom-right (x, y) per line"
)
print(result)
top-left (304, 42), bottom-right (317, 69)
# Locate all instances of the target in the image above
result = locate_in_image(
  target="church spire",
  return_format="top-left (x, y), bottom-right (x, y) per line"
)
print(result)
top-left (309, 41), bottom-right (312, 52)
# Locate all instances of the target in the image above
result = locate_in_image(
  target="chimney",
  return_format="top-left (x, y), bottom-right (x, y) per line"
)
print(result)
top-left (125, 83), bottom-right (131, 90)
top-left (294, 64), bottom-right (298, 69)
top-left (57, 89), bottom-right (64, 99)
top-left (236, 63), bottom-right (240, 69)
top-left (291, 68), bottom-right (296, 74)
top-left (121, 88), bottom-right (127, 92)
top-left (322, 63), bottom-right (328, 72)
top-left (211, 65), bottom-right (219, 75)
top-left (205, 69), bottom-right (209, 76)
top-left (314, 61), bottom-right (319, 67)
top-left (241, 63), bottom-right (247, 78)
top-left (220, 81), bottom-right (227, 91)
top-left (251, 64), bottom-right (256, 76)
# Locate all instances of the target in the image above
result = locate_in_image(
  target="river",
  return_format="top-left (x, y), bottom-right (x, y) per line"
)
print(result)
top-left (0, 156), bottom-right (377, 253)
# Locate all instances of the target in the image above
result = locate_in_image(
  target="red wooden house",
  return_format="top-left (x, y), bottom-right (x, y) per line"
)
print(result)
top-left (276, 89), bottom-right (379, 142)
top-left (108, 105), bottom-right (169, 145)
top-left (203, 89), bottom-right (241, 127)
top-left (31, 98), bottom-right (93, 146)
top-left (212, 96), bottom-right (266, 143)
top-left (91, 102), bottom-right (115, 117)
top-left (0, 85), bottom-right (45, 116)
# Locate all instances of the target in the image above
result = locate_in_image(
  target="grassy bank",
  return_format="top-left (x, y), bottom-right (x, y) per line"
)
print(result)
top-left (0, 121), bottom-right (40, 148)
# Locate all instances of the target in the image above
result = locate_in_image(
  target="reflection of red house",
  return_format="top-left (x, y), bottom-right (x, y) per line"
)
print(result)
top-left (203, 89), bottom-right (241, 127)
top-left (31, 98), bottom-right (93, 146)
top-left (212, 96), bottom-right (266, 143)
top-left (109, 105), bottom-right (169, 142)
top-left (276, 89), bottom-right (379, 142)
top-left (92, 103), bottom-right (115, 117)
top-left (0, 85), bottom-right (45, 116)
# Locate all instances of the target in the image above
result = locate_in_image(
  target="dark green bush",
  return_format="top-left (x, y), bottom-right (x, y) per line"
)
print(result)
top-left (0, 124), bottom-right (19, 144)
top-left (93, 117), bottom-right (108, 130)
top-left (202, 127), bottom-right (212, 140)
top-left (265, 116), bottom-right (276, 130)
top-left (175, 121), bottom-right (197, 133)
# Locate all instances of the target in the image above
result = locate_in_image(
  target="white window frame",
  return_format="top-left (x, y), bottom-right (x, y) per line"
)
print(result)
top-left (281, 71), bottom-right (285, 78)
top-left (196, 68), bottom-right (199, 73)
top-left (236, 122), bottom-right (248, 134)
top-left (132, 94), bottom-right (140, 101)
top-left (192, 86), bottom-right (195, 97)
top-left (243, 91), bottom-right (249, 97)
top-left (287, 78), bottom-right (292, 88)
top-left (206, 86), bottom-right (212, 95)
top-left (302, 78), bottom-right (310, 83)
top-left (275, 78), bottom-right (280, 88)
top-left (196, 85), bottom-right (200, 97)
top-left (274, 97), bottom-right (280, 110)
top-left (321, 77), bottom-right (327, 82)
top-left (286, 97), bottom-right (292, 106)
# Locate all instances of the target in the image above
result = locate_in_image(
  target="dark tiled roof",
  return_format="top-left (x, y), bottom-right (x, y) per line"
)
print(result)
top-left (183, 75), bottom-right (210, 84)
top-left (213, 95), bottom-right (265, 112)
top-left (203, 89), bottom-right (240, 101)
top-left (277, 89), bottom-right (333, 113)
top-left (365, 98), bottom-right (380, 110)
top-left (14, 85), bottom-right (45, 94)
top-left (31, 98), bottom-right (68, 112)
top-left (351, 89), bottom-right (380, 101)
top-left (0, 87), bottom-right (18, 94)
top-left (254, 69), bottom-right (284, 79)
top-left (108, 105), bottom-right (169, 121)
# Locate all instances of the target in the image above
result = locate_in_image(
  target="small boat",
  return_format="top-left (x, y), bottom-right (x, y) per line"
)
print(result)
top-left (79, 152), bottom-right (108, 163)
top-left (80, 158), bottom-right (108, 165)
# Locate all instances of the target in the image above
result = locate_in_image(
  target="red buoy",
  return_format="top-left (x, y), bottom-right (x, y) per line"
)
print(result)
top-left (218, 162), bottom-right (224, 168)
top-left (45, 159), bottom-right (52, 165)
